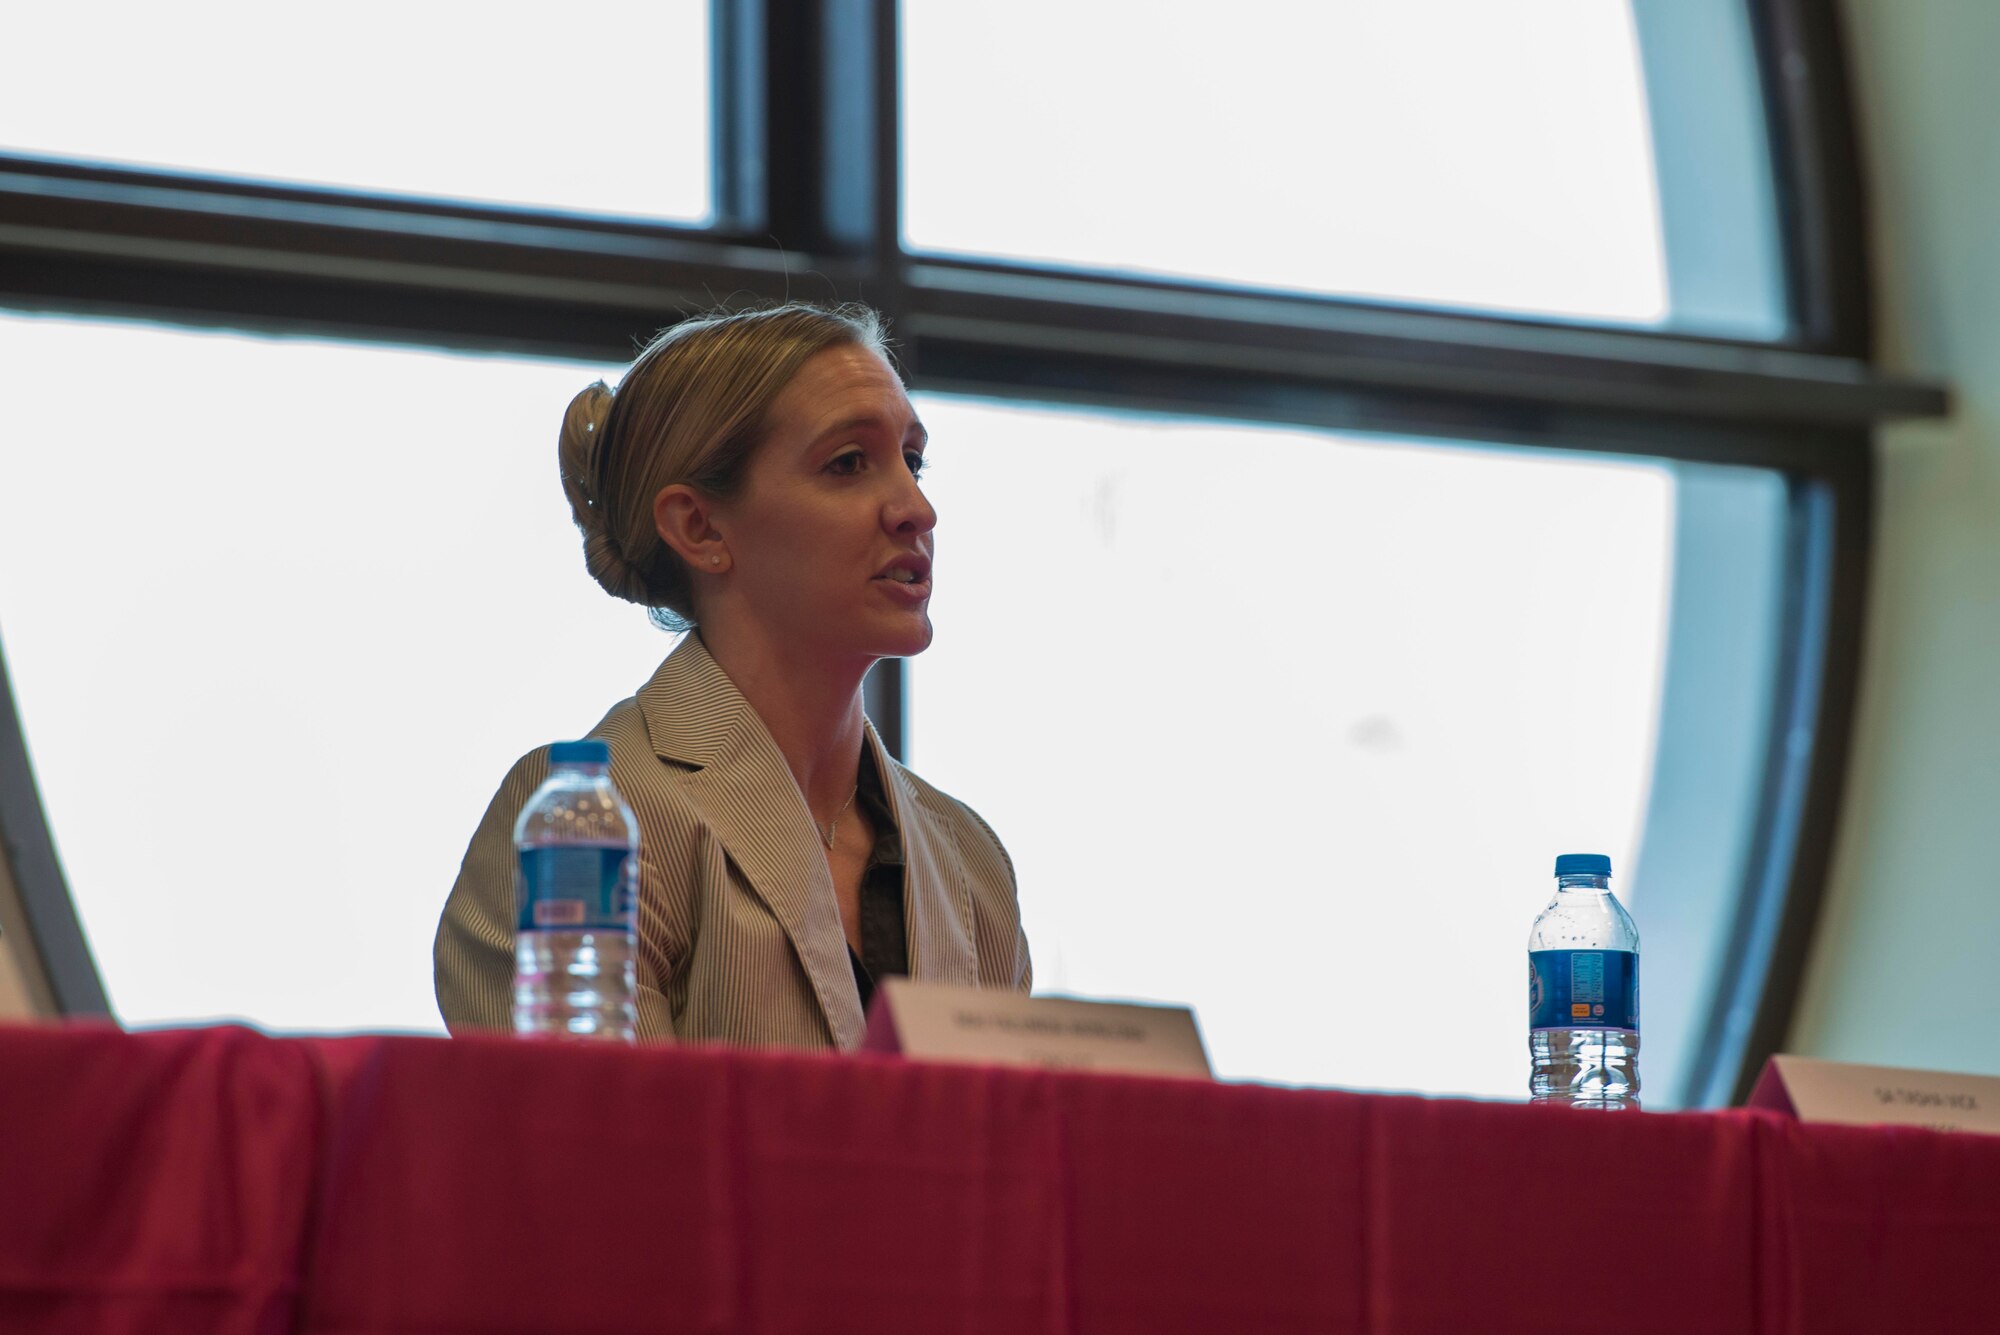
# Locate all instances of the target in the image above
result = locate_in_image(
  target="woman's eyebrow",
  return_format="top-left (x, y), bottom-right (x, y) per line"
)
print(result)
top-left (813, 414), bottom-right (928, 445)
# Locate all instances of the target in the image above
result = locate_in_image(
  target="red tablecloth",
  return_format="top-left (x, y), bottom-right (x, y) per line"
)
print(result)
top-left (3, 1024), bottom-right (1997, 1334)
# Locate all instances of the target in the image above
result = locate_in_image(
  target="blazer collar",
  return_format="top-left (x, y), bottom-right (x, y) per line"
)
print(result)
top-left (636, 632), bottom-right (757, 769)
top-left (634, 634), bottom-right (976, 1044)
top-left (869, 731), bottom-right (978, 988)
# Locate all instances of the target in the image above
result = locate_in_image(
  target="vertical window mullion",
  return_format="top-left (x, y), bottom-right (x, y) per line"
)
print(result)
top-left (711, 0), bottom-right (764, 232)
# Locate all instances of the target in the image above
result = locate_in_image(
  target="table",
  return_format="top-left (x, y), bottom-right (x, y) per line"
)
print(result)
top-left (3, 1024), bottom-right (1996, 1334)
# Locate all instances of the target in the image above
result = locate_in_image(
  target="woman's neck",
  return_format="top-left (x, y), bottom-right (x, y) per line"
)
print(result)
top-left (694, 623), bottom-right (872, 819)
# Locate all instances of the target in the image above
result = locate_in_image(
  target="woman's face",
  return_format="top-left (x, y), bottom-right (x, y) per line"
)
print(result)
top-left (709, 343), bottom-right (936, 665)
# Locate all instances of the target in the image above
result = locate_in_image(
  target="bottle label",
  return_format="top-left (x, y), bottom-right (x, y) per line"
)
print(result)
top-left (1529, 949), bottom-right (1638, 1032)
top-left (516, 847), bottom-right (636, 933)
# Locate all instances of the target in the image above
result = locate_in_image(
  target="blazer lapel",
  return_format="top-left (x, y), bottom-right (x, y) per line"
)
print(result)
top-left (638, 635), bottom-right (865, 1050)
top-left (870, 726), bottom-right (978, 987)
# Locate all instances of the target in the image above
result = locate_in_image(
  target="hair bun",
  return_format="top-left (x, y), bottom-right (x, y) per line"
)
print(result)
top-left (558, 380), bottom-right (615, 517)
top-left (558, 380), bottom-right (653, 606)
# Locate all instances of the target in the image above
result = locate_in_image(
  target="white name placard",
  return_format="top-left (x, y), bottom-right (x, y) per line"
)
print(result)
top-left (1748, 1054), bottom-right (2000, 1136)
top-left (862, 978), bottom-right (1213, 1080)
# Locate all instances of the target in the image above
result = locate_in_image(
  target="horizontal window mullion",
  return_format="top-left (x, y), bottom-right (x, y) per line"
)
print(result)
top-left (0, 154), bottom-right (744, 249)
top-left (902, 260), bottom-right (1944, 431)
top-left (907, 335), bottom-right (1872, 482)
top-left (0, 171), bottom-right (866, 335)
top-left (1, 166), bottom-right (1938, 439)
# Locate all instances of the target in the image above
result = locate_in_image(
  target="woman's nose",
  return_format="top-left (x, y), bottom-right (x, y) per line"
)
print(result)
top-left (885, 470), bottom-right (937, 535)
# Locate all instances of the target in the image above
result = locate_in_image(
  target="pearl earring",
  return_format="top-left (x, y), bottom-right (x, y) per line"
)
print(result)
top-left (709, 555), bottom-right (721, 566)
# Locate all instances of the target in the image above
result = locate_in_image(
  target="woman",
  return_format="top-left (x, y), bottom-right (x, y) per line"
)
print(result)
top-left (434, 303), bottom-right (1030, 1048)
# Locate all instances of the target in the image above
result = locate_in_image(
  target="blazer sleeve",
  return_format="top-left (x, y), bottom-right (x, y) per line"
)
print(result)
top-left (960, 800), bottom-right (1033, 993)
top-left (437, 747), bottom-right (679, 1040)
top-left (434, 751), bottom-right (546, 1034)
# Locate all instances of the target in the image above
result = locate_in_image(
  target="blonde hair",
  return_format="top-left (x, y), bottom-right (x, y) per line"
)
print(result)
top-left (558, 302), bottom-right (890, 631)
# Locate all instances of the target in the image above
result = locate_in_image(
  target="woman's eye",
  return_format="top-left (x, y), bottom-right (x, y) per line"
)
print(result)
top-left (827, 451), bottom-right (864, 475)
top-left (905, 451), bottom-right (928, 478)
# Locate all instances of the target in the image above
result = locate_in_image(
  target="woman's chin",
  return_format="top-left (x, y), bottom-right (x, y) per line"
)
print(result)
top-left (872, 614), bottom-right (933, 660)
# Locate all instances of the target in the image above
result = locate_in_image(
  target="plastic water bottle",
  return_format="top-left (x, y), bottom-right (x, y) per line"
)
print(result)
top-left (1528, 853), bottom-right (1640, 1107)
top-left (512, 739), bottom-right (639, 1043)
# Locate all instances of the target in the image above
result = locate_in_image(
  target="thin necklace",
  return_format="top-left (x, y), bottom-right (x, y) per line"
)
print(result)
top-left (819, 785), bottom-right (858, 849)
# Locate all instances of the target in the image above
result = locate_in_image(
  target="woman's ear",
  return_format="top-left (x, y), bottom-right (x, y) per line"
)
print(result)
top-left (654, 484), bottom-right (731, 573)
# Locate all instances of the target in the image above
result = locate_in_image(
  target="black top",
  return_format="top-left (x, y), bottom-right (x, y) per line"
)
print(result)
top-left (846, 744), bottom-right (908, 1015)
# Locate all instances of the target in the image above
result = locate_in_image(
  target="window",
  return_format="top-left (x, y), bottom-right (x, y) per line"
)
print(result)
top-left (0, 2), bottom-right (1930, 1104)
top-left (1, 1), bottom-right (712, 223)
top-left (0, 312), bottom-right (661, 1032)
top-left (903, 0), bottom-right (1784, 337)
top-left (907, 395), bottom-right (1784, 1101)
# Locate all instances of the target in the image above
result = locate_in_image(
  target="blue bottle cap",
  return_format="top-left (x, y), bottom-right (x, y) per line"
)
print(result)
top-left (549, 739), bottom-right (611, 766)
top-left (1554, 853), bottom-right (1612, 878)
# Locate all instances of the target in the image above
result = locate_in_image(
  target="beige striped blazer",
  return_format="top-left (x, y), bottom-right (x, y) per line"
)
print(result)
top-left (433, 632), bottom-right (1031, 1049)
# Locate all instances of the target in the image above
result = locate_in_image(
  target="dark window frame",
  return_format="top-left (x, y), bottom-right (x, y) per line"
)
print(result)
top-left (0, 0), bottom-right (1940, 1104)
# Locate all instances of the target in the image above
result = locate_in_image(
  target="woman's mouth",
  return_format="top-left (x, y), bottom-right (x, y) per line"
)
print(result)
top-left (873, 556), bottom-right (932, 600)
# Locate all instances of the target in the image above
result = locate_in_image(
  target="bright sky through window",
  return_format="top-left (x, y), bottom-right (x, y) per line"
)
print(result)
top-left (905, 396), bottom-right (1674, 1098)
top-left (0, 314), bottom-right (665, 1033)
top-left (905, 0), bottom-right (1668, 323)
top-left (0, 1), bottom-right (711, 222)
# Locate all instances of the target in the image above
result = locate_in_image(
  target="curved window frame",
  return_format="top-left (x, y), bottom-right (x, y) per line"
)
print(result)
top-left (0, 0), bottom-right (1942, 1105)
